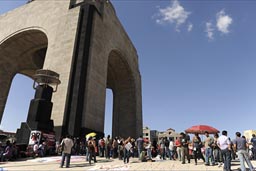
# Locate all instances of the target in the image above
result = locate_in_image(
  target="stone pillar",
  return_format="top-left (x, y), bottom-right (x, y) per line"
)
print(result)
top-left (16, 85), bottom-right (54, 144)
top-left (0, 71), bottom-right (14, 124)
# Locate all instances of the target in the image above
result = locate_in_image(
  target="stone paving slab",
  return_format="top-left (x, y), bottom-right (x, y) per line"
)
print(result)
top-left (0, 156), bottom-right (255, 171)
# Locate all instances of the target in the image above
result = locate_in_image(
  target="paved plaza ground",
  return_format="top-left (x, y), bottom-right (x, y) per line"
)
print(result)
top-left (0, 156), bottom-right (255, 171)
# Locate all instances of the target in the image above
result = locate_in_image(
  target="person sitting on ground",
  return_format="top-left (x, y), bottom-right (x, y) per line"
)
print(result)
top-left (1, 140), bottom-right (13, 162)
top-left (38, 141), bottom-right (47, 157)
top-left (33, 141), bottom-right (39, 157)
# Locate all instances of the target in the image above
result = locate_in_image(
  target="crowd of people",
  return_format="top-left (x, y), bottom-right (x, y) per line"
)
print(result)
top-left (58, 130), bottom-right (256, 171)
top-left (1, 130), bottom-right (256, 171)
top-left (0, 140), bottom-right (18, 162)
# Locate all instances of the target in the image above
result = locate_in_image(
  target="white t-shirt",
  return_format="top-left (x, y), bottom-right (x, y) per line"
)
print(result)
top-left (169, 141), bottom-right (174, 150)
top-left (217, 135), bottom-right (230, 150)
top-left (61, 138), bottom-right (74, 154)
top-left (33, 144), bottom-right (39, 152)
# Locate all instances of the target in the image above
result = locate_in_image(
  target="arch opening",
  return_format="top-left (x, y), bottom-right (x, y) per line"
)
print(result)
top-left (106, 50), bottom-right (137, 138)
top-left (0, 29), bottom-right (48, 134)
top-left (1, 74), bottom-right (34, 133)
top-left (104, 89), bottom-right (113, 137)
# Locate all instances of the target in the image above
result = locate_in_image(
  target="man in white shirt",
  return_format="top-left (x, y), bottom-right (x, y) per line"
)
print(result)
top-left (217, 130), bottom-right (231, 171)
top-left (60, 135), bottom-right (74, 168)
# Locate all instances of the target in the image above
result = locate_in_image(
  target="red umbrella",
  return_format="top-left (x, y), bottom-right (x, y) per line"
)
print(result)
top-left (143, 138), bottom-right (149, 143)
top-left (185, 125), bottom-right (219, 134)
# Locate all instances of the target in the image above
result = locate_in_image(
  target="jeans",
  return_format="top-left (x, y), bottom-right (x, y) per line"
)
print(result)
top-left (105, 146), bottom-right (111, 159)
top-left (86, 147), bottom-right (89, 161)
top-left (237, 150), bottom-right (254, 171)
top-left (176, 147), bottom-right (181, 161)
top-left (60, 152), bottom-right (71, 168)
top-left (167, 149), bottom-right (174, 160)
top-left (213, 148), bottom-right (222, 163)
top-left (137, 148), bottom-right (142, 158)
top-left (124, 149), bottom-right (130, 163)
top-left (253, 148), bottom-right (256, 160)
top-left (221, 148), bottom-right (231, 171)
top-left (99, 146), bottom-right (105, 157)
top-left (161, 148), bottom-right (166, 159)
top-left (205, 148), bottom-right (215, 165)
top-left (147, 148), bottom-right (152, 159)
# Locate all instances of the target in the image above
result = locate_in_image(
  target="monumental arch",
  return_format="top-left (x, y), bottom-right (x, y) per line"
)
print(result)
top-left (0, 0), bottom-right (142, 140)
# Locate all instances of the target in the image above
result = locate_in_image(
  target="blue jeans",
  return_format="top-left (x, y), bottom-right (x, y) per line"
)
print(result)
top-left (205, 148), bottom-right (215, 165)
top-left (213, 148), bottom-right (222, 163)
top-left (86, 147), bottom-right (89, 161)
top-left (165, 147), bottom-right (173, 160)
top-left (161, 148), bottom-right (166, 159)
top-left (137, 148), bottom-right (142, 158)
top-left (221, 148), bottom-right (231, 171)
top-left (253, 147), bottom-right (256, 160)
top-left (60, 152), bottom-right (71, 168)
top-left (147, 148), bottom-right (152, 159)
top-left (237, 150), bottom-right (254, 171)
top-left (124, 149), bottom-right (130, 163)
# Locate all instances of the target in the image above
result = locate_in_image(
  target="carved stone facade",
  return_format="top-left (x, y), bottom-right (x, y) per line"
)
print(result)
top-left (0, 0), bottom-right (142, 140)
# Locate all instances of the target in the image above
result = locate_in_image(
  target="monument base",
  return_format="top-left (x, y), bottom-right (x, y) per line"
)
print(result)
top-left (16, 120), bottom-right (54, 145)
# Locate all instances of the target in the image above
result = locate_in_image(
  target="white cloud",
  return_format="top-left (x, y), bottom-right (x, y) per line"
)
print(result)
top-left (205, 22), bottom-right (214, 40)
top-left (187, 23), bottom-right (193, 32)
top-left (156, 0), bottom-right (191, 31)
top-left (216, 9), bottom-right (233, 34)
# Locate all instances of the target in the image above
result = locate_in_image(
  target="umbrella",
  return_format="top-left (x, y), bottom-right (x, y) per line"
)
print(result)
top-left (143, 138), bottom-right (149, 143)
top-left (185, 125), bottom-right (219, 134)
top-left (86, 132), bottom-right (97, 139)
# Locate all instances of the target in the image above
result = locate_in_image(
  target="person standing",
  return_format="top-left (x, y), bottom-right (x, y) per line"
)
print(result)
top-left (192, 133), bottom-right (205, 165)
top-left (217, 130), bottom-right (231, 171)
top-left (118, 138), bottom-right (124, 160)
top-left (169, 138), bottom-right (175, 160)
top-left (105, 135), bottom-right (112, 159)
top-left (204, 131), bottom-right (215, 166)
top-left (112, 137), bottom-right (118, 158)
top-left (233, 132), bottom-right (255, 171)
top-left (159, 138), bottom-right (166, 160)
top-left (60, 135), bottom-right (74, 168)
top-left (87, 137), bottom-right (97, 164)
top-left (98, 137), bottom-right (105, 157)
top-left (164, 137), bottom-right (171, 160)
top-left (250, 134), bottom-right (256, 160)
top-left (136, 135), bottom-right (144, 158)
top-left (123, 137), bottom-right (132, 164)
top-left (180, 132), bottom-right (190, 164)
top-left (212, 133), bottom-right (223, 167)
top-left (175, 137), bottom-right (182, 161)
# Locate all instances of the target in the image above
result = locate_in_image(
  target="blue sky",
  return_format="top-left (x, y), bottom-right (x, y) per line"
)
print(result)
top-left (1, 0), bottom-right (256, 139)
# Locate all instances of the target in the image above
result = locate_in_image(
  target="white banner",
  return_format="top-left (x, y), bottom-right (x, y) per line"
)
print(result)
top-left (28, 130), bottom-right (42, 145)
